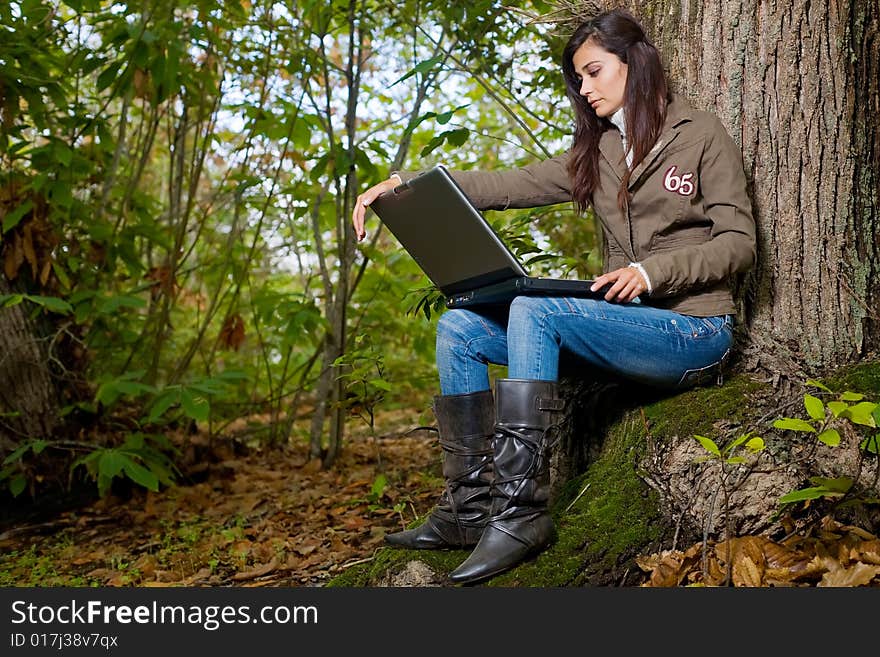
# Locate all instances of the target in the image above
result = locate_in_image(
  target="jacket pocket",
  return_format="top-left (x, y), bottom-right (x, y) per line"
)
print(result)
top-left (648, 224), bottom-right (712, 251)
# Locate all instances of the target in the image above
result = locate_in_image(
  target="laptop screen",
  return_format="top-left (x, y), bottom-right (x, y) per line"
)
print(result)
top-left (369, 165), bottom-right (527, 295)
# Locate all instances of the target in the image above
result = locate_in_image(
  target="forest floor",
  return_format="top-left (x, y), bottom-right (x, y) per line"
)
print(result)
top-left (0, 407), bottom-right (448, 588)
top-left (2, 406), bottom-right (879, 588)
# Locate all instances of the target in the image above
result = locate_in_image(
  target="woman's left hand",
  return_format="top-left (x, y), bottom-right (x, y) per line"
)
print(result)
top-left (590, 266), bottom-right (649, 303)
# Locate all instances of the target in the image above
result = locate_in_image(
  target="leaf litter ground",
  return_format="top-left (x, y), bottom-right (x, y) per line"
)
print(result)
top-left (0, 409), bottom-right (444, 587)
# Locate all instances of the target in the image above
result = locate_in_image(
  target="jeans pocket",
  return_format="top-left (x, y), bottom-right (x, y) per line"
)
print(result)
top-left (677, 348), bottom-right (731, 389)
top-left (670, 314), bottom-right (730, 339)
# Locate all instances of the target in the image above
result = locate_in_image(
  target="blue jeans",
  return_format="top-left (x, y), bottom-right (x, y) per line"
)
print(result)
top-left (435, 296), bottom-right (734, 395)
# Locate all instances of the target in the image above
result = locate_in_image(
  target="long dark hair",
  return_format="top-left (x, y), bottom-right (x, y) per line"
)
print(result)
top-left (561, 9), bottom-right (669, 213)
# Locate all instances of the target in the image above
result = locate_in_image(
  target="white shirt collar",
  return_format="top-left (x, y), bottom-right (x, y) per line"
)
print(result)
top-left (609, 107), bottom-right (626, 137)
top-left (609, 107), bottom-right (632, 167)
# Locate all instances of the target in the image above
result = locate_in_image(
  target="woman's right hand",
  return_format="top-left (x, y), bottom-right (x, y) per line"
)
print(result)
top-left (352, 175), bottom-right (402, 241)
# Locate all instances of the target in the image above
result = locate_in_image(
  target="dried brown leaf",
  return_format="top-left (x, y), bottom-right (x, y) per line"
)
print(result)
top-left (4, 232), bottom-right (23, 279)
top-left (294, 539), bottom-right (322, 556)
top-left (819, 561), bottom-right (880, 587)
top-left (183, 567), bottom-right (214, 585)
top-left (839, 524), bottom-right (878, 541)
top-left (232, 558), bottom-right (278, 582)
top-left (636, 549), bottom-right (689, 587)
top-left (219, 313), bottom-right (246, 351)
top-left (732, 556), bottom-right (764, 587)
top-left (855, 540), bottom-right (880, 565)
top-left (39, 257), bottom-right (51, 286)
top-left (22, 223), bottom-right (38, 277)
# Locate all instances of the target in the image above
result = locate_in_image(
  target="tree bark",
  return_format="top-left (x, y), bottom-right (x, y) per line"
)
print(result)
top-left (559, 0), bottom-right (880, 378)
top-left (0, 276), bottom-right (59, 452)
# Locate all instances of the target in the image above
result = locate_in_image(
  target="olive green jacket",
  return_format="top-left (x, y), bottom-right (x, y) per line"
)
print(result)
top-left (395, 95), bottom-right (756, 317)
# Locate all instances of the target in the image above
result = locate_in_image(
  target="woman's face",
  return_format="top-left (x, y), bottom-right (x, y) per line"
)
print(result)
top-left (572, 39), bottom-right (628, 117)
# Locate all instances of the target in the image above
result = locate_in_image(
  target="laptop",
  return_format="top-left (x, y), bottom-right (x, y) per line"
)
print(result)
top-left (369, 164), bottom-right (611, 309)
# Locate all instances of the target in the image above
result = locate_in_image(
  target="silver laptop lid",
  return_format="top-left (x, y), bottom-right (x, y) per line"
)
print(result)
top-left (369, 165), bottom-right (527, 296)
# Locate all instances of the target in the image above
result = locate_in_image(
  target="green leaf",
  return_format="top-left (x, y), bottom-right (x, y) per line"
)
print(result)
top-left (809, 476), bottom-right (852, 493)
top-left (772, 418), bottom-right (816, 433)
top-left (725, 432), bottom-right (752, 452)
top-left (436, 104), bottom-right (470, 124)
top-left (51, 262), bottom-right (71, 291)
top-left (2, 199), bottom-right (33, 233)
top-left (95, 379), bottom-right (155, 406)
top-left (147, 389), bottom-right (180, 424)
top-left (390, 55), bottom-right (443, 87)
top-left (803, 394), bottom-right (825, 421)
top-left (53, 142), bottom-right (73, 167)
top-left (839, 391), bottom-right (864, 402)
top-left (693, 434), bottom-right (721, 457)
top-left (806, 379), bottom-right (832, 393)
top-left (180, 389), bottom-right (210, 422)
top-left (3, 443), bottom-right (32, 465)
top-left (745, 436), bottom-right (765, 452)
top-left (419, 133), bottom-right (447, 157)
top-left (122, 458), bottom-right (159, 492)
top-left (370, 474), bottom-right (387, 499)
top-left (49, 180), bottom-right (73, 208)
top-left (841, 402), bottom-right (878, 428)
top-left (445, 127), bottom-right (470, 147)
top-left (368, 378), bottom-right (392, 392)
top-left (778, 486), bottom-right (842, 504)
top-left (24, 295), bottom-right (73, 314)
top-left (826, 401), bottom-right (848, 417)
top-left (817, 428), bottom-right (841, 446)
top-left (0, 294), bottom-right (24, 308)
top-left (98, 450), bottom-right (127, 478)
top-left (860, 434), bottom-right (880, 455)
top-left (10, 474), bottom-right (27, 497)
top-left (97, 64), bottom-right (118, 91)
top-left (98, 294), bottom-right (147, 314)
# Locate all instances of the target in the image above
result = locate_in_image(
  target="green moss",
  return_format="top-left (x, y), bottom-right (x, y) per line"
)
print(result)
top-left (325, 541), bottom-right (471, 587)
top-left (825, 361), bottom-right (880, 396)
top-left (642, 373), bottom-right (763, 438)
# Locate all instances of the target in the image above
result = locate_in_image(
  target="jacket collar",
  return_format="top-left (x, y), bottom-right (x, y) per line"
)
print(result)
top-left (598, 93), bottom-right (693, 184)
top-left (628, 93), bottom-right (692, 187)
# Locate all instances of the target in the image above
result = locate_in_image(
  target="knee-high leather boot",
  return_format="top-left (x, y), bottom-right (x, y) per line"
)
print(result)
top-left (449, 378), bottom-right (563, 583)
top-left (385, 389), bottom-right (495, 549)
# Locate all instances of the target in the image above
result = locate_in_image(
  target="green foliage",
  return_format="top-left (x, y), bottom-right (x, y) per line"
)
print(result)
top-left (146, 370), bottom-right (251, 425)
top-left (0, 293), bottom-right (73, 315)
top-left (771, 380), bottom-right (879, 508)
top-left (1, 439), bottom-right (49, 497)
top-left (70, 432), bottom-right (180, 498)
top-left (693, 431), bottom-right (765, 466)
top-left (1, 0), bottom-right (578, 489)
top-left (404, 285), bottom-right (447, 321)
top-left (333, 334), bottom-right (389, 427)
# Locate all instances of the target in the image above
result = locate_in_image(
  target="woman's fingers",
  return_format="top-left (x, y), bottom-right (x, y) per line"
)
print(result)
top-left (591, 268), bottom-right (645, 303)
top-left (352, 178), bottom-right (398, 241)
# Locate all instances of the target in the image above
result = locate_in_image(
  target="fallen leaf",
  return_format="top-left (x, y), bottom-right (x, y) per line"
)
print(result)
top-left (855, 540), bottom-right (880, 565)
top-left (819, 561), bottom-right (880, 587)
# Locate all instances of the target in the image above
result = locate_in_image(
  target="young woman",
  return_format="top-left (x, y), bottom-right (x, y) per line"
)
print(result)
top-left (351, 8), bottom-right (756, 584)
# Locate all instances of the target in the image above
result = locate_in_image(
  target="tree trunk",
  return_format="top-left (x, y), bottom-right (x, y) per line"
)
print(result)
top-left (625, 0), bottom-right (880, 377)
top-left (0, 276), bottom-right (59, 452)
